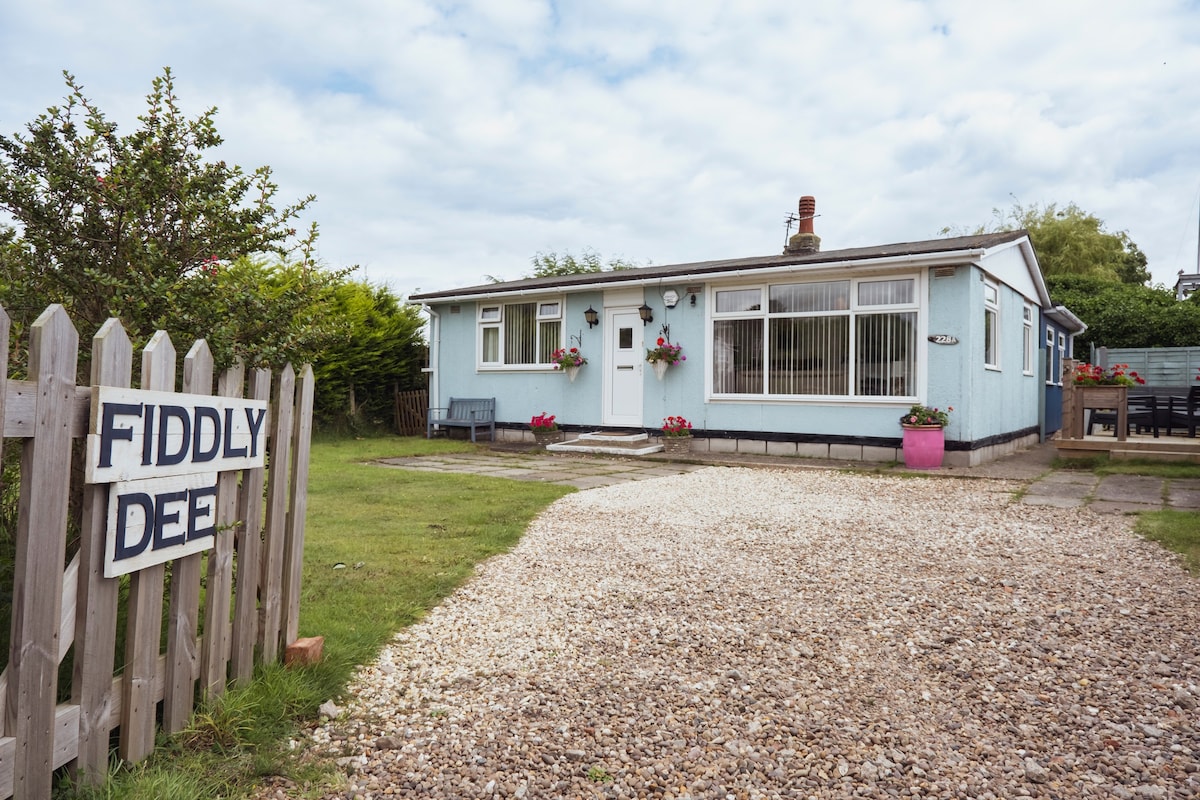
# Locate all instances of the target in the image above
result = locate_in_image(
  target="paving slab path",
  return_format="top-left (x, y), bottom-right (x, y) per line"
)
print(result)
top-left (380, 442), bottom-right (1200, 512)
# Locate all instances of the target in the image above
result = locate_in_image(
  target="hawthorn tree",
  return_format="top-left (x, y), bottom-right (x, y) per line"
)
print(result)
top-left (0, 68), bottom-right (342, 368)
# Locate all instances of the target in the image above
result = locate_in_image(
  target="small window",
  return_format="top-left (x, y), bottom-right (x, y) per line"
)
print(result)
top-left (618, 327), bottom-right (633, 349)
top-left (1022, 303), bottom-right (1035, 375)
top-left (984, 280), bottom-right (999, 370)
top-left (858, 279), bottom-right (914, 306)
top-left (480, 305), bottom-right (501, 322)
top-left (715, 288), bottom-right (763, 313)
top-left (537, 302), bottom-right (561, 319)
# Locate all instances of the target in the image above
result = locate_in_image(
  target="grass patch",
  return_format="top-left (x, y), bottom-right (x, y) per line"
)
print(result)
top-left (58, 435), bottom-right (573, 799)
top-left (1137, 510), bottom-right (1200, 576)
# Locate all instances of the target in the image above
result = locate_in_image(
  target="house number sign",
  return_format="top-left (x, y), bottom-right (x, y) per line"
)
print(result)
top-left (85, 386), bottom-right (269, 577)
top-left (927, 334), bottom-right (959, 345)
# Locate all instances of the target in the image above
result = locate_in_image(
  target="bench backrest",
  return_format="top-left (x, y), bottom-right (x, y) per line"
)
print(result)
top-left (447, 397), bottom-right (495, 419)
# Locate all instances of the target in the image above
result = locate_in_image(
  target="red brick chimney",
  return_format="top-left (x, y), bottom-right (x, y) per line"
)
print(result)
top-left (784, 195), bottom-right (821, 255)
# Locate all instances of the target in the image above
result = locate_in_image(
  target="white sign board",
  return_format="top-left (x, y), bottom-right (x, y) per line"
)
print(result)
top-left (87, 385), bottom-right (269, 577)
top-left (104, 472), bottom-right (219, 577)
top-left (86, 386), bottom-right (268, 483)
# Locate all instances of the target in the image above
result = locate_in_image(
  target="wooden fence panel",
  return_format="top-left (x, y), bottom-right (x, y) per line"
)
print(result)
top-left (71, 319), bottom-right (132, 782)
top-left (5, 305), bottom-right (78, 799)
top-left (231, 368), bottom-right (271, 685)
top-left (395, 388), bottom-right (427, 435)
top-left (0, 305), bottom-right (314, 796)
top-left (260, 364), bottom-right (295, 663)
top-left (282, 365), bottom-right (315, 645)
top-left (119, 331), bottom-right (176, 763)
top-left (163, 340), bottom-right (213, 732)
top-left (201, 362), bottom-right (245, 697)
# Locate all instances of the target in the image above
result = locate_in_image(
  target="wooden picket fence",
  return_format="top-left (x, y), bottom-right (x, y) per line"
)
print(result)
top-left (0, 303), bottom-right (314, 798)
top-left (394, 388), bottom-right (428, 435)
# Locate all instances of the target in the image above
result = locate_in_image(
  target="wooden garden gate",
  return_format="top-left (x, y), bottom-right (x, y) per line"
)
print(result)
top-left (0, 303), bottom-right (314, 798)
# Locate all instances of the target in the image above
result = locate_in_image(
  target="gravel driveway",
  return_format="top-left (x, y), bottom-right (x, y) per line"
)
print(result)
top-left (308, 467), bottom-right (1200, 799)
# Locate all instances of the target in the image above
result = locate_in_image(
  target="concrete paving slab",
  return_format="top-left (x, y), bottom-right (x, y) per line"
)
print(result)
top-left (1093, 475), bottom-right (1165, 504)
top-left (1023, 480), bottom-right (1095, 500)
top-left (1022, 495), bottom-right (1087, 508)
top-left (1089, 500), bottom-right (1160, 515)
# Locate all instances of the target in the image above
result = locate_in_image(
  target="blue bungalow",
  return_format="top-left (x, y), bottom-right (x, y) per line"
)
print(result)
top-left (412, 203), bottom-right (1082, 466)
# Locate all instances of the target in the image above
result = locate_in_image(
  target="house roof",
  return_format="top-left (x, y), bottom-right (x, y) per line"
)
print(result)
top-left (410, 229), bottom-right (1034, 303)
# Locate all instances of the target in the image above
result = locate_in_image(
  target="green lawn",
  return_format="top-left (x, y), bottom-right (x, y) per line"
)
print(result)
top-left (58, 435), bottom-right (574, 799)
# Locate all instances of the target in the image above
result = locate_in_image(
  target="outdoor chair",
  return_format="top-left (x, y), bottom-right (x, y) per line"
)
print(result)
top-left (1168, 385), bottom-right (1200, 437)
top-left (1086, 393), bottom-right (1158, 438)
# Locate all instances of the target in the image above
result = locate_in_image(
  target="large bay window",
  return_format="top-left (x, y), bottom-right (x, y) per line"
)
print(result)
top-left (712, 276), bottom-right (918, 398)
top-left (479, 299), bottom-right (562, 367)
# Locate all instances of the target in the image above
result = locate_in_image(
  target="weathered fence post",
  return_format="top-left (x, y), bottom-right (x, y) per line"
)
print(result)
top-left (163, 340), bottom-right (213, 731)
top-left (282, 365), bottom-right (315, 645)
top-left (201, 362), bottom-right (245, 696)
top-left (5, 305), bottom-right (77, 799)
top-left (260, 364), bottom-right (296, 662)
top-left (231, 368), bottom-right (271, 685)
top-left (71, 318), bottom-right (132, 782)
top-left (119, 331), bottom-right (176, 761)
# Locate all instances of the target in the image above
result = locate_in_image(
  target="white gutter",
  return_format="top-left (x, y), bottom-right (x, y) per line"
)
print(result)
top-left (421, 305), bottom-right (440, 416)
top-left (413, 249), bottom-right (987, 304)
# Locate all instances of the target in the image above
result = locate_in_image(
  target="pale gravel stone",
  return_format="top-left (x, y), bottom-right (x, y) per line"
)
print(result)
top-left (303, 468), bottom-right (1200, 799)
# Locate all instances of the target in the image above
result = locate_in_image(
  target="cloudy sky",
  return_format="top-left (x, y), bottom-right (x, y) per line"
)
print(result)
top-left (2, 1), bottom-right (1199, 295)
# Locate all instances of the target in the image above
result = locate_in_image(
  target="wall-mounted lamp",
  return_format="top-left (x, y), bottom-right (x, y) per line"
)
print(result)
top-left (584, 306), bottom-right (599, 328)
top-left (638, 303), bottom-right (654, 325)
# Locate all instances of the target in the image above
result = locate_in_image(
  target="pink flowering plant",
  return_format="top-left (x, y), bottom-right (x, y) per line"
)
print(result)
top-left (550, 347), bottom-right (587, 369)
top-left (661, 415), bottom-right (693, 437)
top-left (530, 412), bottom-right (558, 431)
top-left (1073, 363), bottom-right (1144, 386)
top-left (900, 404), bottom-right (952, 428)
top-left (646, 336), bottom-right (685, 365)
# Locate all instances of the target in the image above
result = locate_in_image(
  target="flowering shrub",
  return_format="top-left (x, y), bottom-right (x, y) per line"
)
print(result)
top-left (1073, 363), bottom-right (1145, 386)
top-left (646, 337), bottom-right (685, 365)
top-left (530, 412), bottom-right (558, 431)
top-left (900, 404), bottom-right (952, 428)
top-left (661, 415), bottom-right (693, 437)
top-left (551, 347), bottom-right (587, 369)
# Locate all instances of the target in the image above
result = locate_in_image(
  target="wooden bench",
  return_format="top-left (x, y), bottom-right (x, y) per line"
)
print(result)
top-left (426, 397), bottom-right (496, 442)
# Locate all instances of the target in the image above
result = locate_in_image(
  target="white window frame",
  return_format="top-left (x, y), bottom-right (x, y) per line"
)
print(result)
top-left (478, 297), bottom-right (564, 369)
top-left (1022, 303), bottom-right (1035, 376)
top-left (1058, 333), bottom-right (1068, 380)
top-left (708, 273), bottom-right (921, 400)
top-left (1044, 326), bottom-right (1056, 385)
top-left (983, 279), bottom-right (1000, 371)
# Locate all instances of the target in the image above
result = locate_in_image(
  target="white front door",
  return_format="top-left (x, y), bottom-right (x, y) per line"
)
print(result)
top-left (603, 309), bottom-right (643, 426)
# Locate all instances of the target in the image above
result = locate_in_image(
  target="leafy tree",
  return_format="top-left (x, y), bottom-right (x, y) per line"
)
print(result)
top-left (527, 248), bottom-right (642, 278)
top-left (0, 68), bottom-right (336, 368)
top-left (1046, 275), bottom-right (1200, 349)
top-left (946, 201), bottom-right (1151, 284)
top-left (311, 280), bottom-right (427, 432)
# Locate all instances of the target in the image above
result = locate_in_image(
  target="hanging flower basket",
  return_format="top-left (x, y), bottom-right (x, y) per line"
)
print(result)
top-left (551, 347), bottom-right (587, 382)
top-left (646, 334), bottom-right (684, 381)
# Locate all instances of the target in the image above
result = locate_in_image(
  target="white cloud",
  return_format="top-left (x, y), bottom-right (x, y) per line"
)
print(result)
top-left (1, 0), bottom-right (1199, 296)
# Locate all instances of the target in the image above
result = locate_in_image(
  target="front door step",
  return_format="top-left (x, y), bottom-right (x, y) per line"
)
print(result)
top-left (546, 431), bottom-right (664, 456)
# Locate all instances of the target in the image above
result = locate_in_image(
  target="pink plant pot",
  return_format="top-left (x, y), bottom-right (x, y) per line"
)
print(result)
top-left (901, 424), bottom-right (945, 469)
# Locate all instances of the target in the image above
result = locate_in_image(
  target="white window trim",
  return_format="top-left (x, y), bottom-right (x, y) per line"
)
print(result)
top-left (984, 279), bottom-right (1000, 372)
top-left (1045, 326), bottom-right (1056, 386)
top-left (706, 273), bottom-right (924, 402)
top-left (1022, 303), bottom-right (1035, 376)
top-left (477, 297), bottom-right (565, 371)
